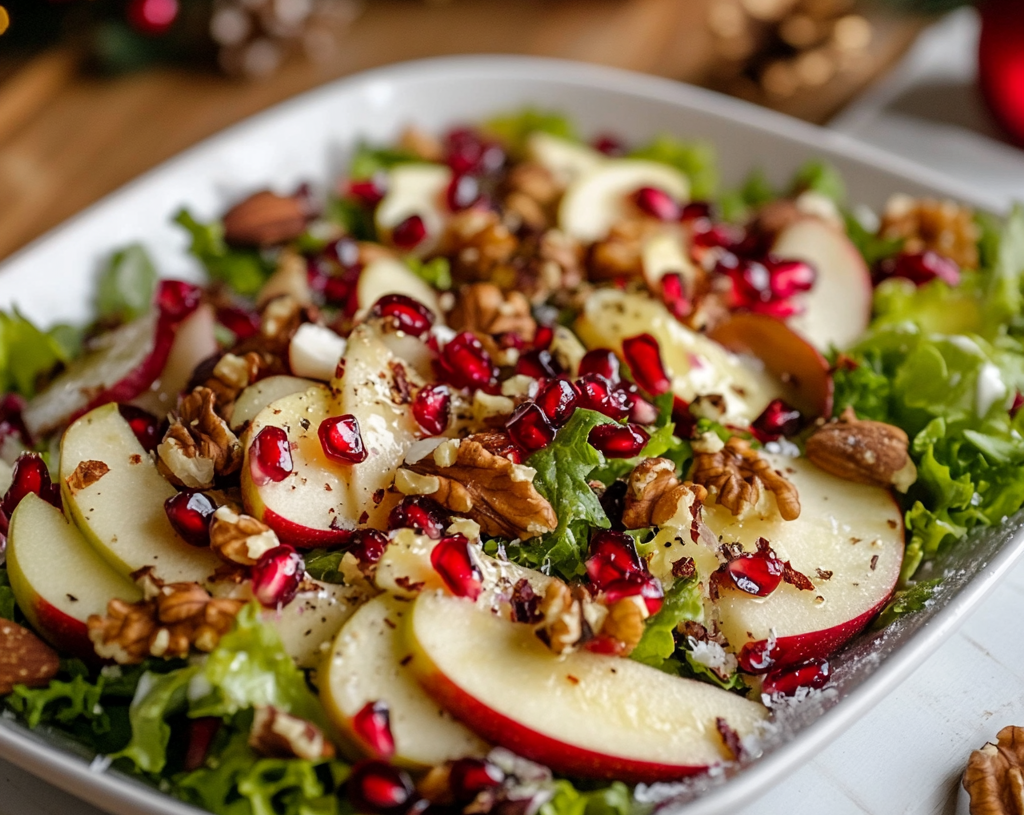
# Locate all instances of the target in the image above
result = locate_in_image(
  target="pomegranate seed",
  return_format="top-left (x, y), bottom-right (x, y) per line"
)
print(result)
top-left (347, 760), bottom-right (418, 815)
top-left (3, 454), bottom-right (60, 517)
top-left (445, 127), bottom-right (505, 176)
top-left (412, 384), bottom-right (451, 436)
top-left (515, 349), bottom-right (561, 379)
top-left (750, 399), bottom-right (803, 442)
top-left (352, 701), bottom-right (396, 759)
top-left (680, 201), bottom-right (714, 221)
top-left (0, 394), bottom-right (28, 446)
top-left (602, 574), bottom-right (664, 615)
top-left (391, 215), bottom-right (427, 250)
top-left (249, 426), bottom-right (293, 485)
top-left (579, 349), bottom-right (621, 384)
top-left (599, 480), bottom-right (627, 530)
top-left (725, 258), bottom-right (774, 306)
top-left (449, 758), bottom-right (505, 803)
top-left (535, 378), bottom-right (581, 427)
top-left (118, 405), bottom-right (161, 452)
top-left (533, 324), bottom-right (555, 350)
top-left (446, 174), bottom-right (482, 211)
top-left (370, 294), bottom-right (435, 338)
top-left (156, 280), bottom-right (202, 322)
top-left (877, 250), bottom-right (961, 287)
top-left (576, 374), bottom-right (631, 420)
top-left (1012, 390), bottom-right (1024, 418)
top-left (319, 415), bottom-right (367, 464)
top-left (436, 332), bottom-right (498, 391)
top-left (252, 545), bottom-right (305, 607)
top-left (768, 258), bottom-right (816, 299)
top-left (723, 549), bottom-right (783, 597)
top-left (592, 135), bottom-right (626, 156)
top-left (588, 423), bottom-right (649, 458)
top-left (762, 658), bottom-right (831, 697)
top-left (388, 495), bottom-right (449, 539)
top-left (164, 491), bottom-right (216, 547)
top-left (737, 638), bottom-right (778, 674)
top-left (430, 534), bottom-right (482, 600)
top-left (587, 530), bottom-right (643, 586)
top-left (216, 305), bottom-right (261, 341)
top-left (348, 176), bottom-right (387, 207)
top-left (586, 634), bottom-right (628, 656)
top-left (633, 187), bottom-right (681, 221)
top-left (661, 272), bottom-right (692, 321)
top-left (183, 718), bottom-right (221, 772)
top-left (622, 334), bottom-right (671, 396)
top-left (351, 529), bottom-right (389, 566)
top-left (506, 402), bottom-right (555, 452)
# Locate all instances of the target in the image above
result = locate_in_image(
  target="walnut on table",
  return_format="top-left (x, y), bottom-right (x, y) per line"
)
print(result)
top-left (963, 726), bottom-right (1024, 815)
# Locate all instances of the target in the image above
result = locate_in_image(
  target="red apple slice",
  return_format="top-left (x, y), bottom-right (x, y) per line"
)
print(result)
top-left (262, 579), bottom-right (364, 669)
top-left (60, 402), bottom-right (221, 583)
top-left (6, 493), bottom-right (142, 661)
top-left (322, 593), bottom-right (490, 767)
top-left (23, 280), bottom-right (203, 438)
top-left (406, 591), bottom-right (767, 782)
top-left (771, 217), bottom-right (872, 352)
top-left (708, 312), bottom-right (833, 418)
top-left (230, 375), bottom-right (316, 431)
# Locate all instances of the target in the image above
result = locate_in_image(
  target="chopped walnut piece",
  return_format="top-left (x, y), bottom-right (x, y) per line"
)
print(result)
top-left (538, 229), bottom-right (585, 295)
top-left (880, 194), bottom-right (979, 269)
top-left (806, 407), bottom-right (917, 492)
top-left (448, 283), bottom-right (537, 347)
top-left (250, 705), bottom-right (336, 761)
top-left (533, 581), bottom-right (601, 655)
top-left (404, 437), bottom-right (556, 540)
top-left (157, 387), bottom-right (243, 489)
top-left (209, 505), bottom-right (280, 566)
top-left (622, 457), bottom-right (707, 529)
top-left (690, 437), bottom-right (800, 521)
top-left (193, 350), bottom-right (275, 422)
top-left (398, 126), bottom-right (444, 162)
top-left (443, 211), bottom-right (519, 283)
top-left (65, 460), bottom-right (110, 495)
top-left (963, 726), bottom-right (1024, 815)
top-left (260, 294), bottom-right (307, 345)
top-left (87, 575), bottom-right (243, 664)
top-left (588, 220), bottom-right (664, 280)
top-left (599, 596), bottom-right (648, 656)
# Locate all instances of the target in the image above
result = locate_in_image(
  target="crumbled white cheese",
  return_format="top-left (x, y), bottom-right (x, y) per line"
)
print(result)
top-left (976, 362), bottom-right (1007, 417)
top-left (288, 323), bottom-right (346, 381)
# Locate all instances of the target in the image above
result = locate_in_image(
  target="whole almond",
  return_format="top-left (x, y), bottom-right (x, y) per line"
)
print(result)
top-left (0, 620), bottom-right (60, 695)
top-left (805, 408), bottom-right (917, 492)
top-left (222, 190), bottom-right (310, 247)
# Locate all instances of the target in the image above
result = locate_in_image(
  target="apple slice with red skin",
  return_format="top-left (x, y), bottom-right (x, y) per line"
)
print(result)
top-left (708, 312), bottom-right (833, 419)
top-left (322, 593), bottom-right (490, 767)
top-left (650, 454), bottom-right (903, 671)
top-left (772, 217), bottom-right (872, 353)
top-left (406, 591), bottom-right (767, 783)
top-left (230, 375), bottom-right (315, 431)
top-left (23, 280), bottom-right (203, 438)
top-left (6, 493), bottom-right (142, 661)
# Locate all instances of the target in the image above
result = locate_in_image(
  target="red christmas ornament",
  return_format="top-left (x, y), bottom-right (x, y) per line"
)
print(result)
top-left (127, 0), bottom-right (179, 36)
top-left (978, 0), bottom-right (1024, 146)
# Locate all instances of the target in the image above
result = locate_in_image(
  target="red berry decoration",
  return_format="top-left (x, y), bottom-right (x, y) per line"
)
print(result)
top-left (621, 334), bottom-right (671, 396)
top-left (444, 128), bottom-right (505, 176)
top-left (721, 544), bottom-right (784, 598)
top-left (216, 305), bottom-right (261, 341)
top-left (506, 402), bottom-right (555, 453)
top-left (412, 384), bottom-right (451, 436)
top-left (156, 279), bottom-right (202, 322)
top-left (535, 378), bottom-right (580, 427)
top-left (767, 258), bottom-right (816, 299)
top-left (660, 272), bottom-right (692, 321)
top-left (348, 177), bottom-right (387, 207)
top-left (436, 332), bottom-right (498, 391)
top-left (127, 0), bottom-right (179, 36)
top-left (164, 491), bottom-right (217, 547)
top-left (750, 399), bottom-right (803, 443)
top-left (350, 529), bottom-right (389, 566)
top-left (579, 349), bottom-right (621, 384)
top-left (875, 251), bottom-right (960, 288)
top-left (118, 404), bottom-right (161, 452)
top-left (249, 426), bottom-right (293, 485)
top-left (978, 0), bottom-right (1024, 146)
top-left (761, 658), bottom-right (831, 698)
top-left (319, 415), bottom-right (367, 464)
top-left (588, 423), bottom-right (649, 458)
top-left (370, 294), bottom-right (435, 338)
top-left (515, 349), bottom-right (560, 379)
top-left (252, 545), bottom-right (305, 608)
top-left (586, 530), bottom-right (644, 586)
top-left (446, 174), bottom-right (483, 211)
top-left (633, 186), bottom-right (681, 221)
top-left (737, 638), bottom-right (777, 674)
top-left (183, 718), bottom-right (221, 772)
top-left (3, 454), bottom-right (61, 517)
top-left (391, 215), bottom-right (427, 250)
top-left (430, 534), bottom-right (483, 601)
top-left (448, 758), bottom-right (505, 803)
top-left (388, 495), bottom-right (450, 539)
top-left (576, 374), bottom-right (631, 420)
top-left (352, 701), bottom-right (396, 759)
top-left (592, 135), bottom-right (626, 156)
top-left (347, 760), bottom-right (419, 815)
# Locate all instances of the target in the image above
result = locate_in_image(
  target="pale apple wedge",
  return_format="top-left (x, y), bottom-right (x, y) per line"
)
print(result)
top-left (375, 164), bottom-right (452, 256)
top-left (525, 132), bottom-right (604, 188)
top-left (406, 591), bottom-right (766, 782)
top-left (230, 375), bottom-right (316, 431)
top-left (60, 403), bottom-right (221, 583)
top-left (7, 494), bottom-right (142, 660)
top-left (322, 594), bottom-right (489, 766)
top-left (356, 257), bottom-right (442, 318)
top-left (263, 580), bottom-right (364, 668)
top-left (772, 217), bottom-right (872, 353)
top-left (575, 289), bottom-right (784, 425)
top-left (650, 454), bottom-right (903, 670)
top-left (559, 160), bottom-right (689, 243)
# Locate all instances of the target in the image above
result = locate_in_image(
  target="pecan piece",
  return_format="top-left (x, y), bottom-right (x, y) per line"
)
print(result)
top-left (447, 282), bottom-right (537, 346)
top-left (250, 705), bottom-right (336, 761)
top-left (691, 437), bottom-right (800, 521)
top-left (223, 190), bottom-right (312, 247)
top-left (963, 725), bottom-right (1024, 815)
top-left (622, 457), bottom-right (707, 529)
top-left (403, 438), bottom-right (557, 540)
top-left (805, 407), bottom-right (917, 492)
top-left (0, 620), bottom-right (60, 695)
top-left (157, 387), bottom-right (243, 489)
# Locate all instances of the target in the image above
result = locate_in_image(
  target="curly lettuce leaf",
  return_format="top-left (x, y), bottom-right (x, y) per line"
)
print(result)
top-left (348, 142), bottom-right (420, 180)
top-left (483, 108), bottom-right (578, 154)
top-left (630, 574), bottom-right (703, 672)
top-left (96, 244), bottom-right (158, 322)
top-left (174, 209), bottom-right (274, 297)
top-left (114, 666), bottom-right (200, 774)
top-left (406, 256), bottom-right (452, 291)
top-left (630, 136), bottom-right (717, 201)
top-left (541, 780), bottom-right (636, 815)
top-left (789, 159), bottom-right (846, 203)
top-left (718, 168), bottom-right (775, 223)
top-left (302, 549), bottom-right (347, 584)
top-left (844, 211), bottom-right (903, 268)
top-left (0, 309), bottom-right (74, 397)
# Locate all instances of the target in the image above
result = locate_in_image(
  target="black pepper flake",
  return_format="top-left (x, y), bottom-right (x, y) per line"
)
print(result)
top-left (870, 555), bottom-right (879, 571)
top-left (299, 418), bottom-right (310, 431)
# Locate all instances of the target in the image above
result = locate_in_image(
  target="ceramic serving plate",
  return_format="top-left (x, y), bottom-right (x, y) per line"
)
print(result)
top-left (0, 55), bottom-right (1019, 815)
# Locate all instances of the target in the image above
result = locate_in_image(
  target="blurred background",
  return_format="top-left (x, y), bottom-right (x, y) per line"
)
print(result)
top-left (0, 0), bottom-right (1022, 262)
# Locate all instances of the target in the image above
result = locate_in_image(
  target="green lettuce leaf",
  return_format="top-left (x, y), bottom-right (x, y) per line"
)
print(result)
top-left (96, 244), bottom-right (158, 322)
top-left (718, 168), bottom-right (775, 223)
top-left (174, 209), bottom-right (274, 297)
top-left (348, 142), bottom-right (420, 180)
top-left (630, 574), bottom-right (703, 672)
top-left (326, 196), bottom-right (376, 241)
top-left (0, 567), bottom-right (15, 621)
top-left (0, 310), bottom-right (73, 396)
top-left (873, 578), bottom-right (942, 629)
top-left (114, 665), bottom-right (200, 773)
top-left (302, 549), bottom-right (347, 584)
top-left (789, 159), bottom-right (846, 203)
top-left (630, 136), bottom-right (717, 200)
top-left (844, 211), bottom-right (903, 268)
top-left (406, 256), bottom-right (452, 290)
top-left (483, 109), bottom-right (578, 154)
top-left (540, 780), bottom-right (636, 815)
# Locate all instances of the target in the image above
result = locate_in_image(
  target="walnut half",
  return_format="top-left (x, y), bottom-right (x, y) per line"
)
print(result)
top-left (690, 437), bottom-right (800, 521)
top-left (622, 457), bottom-right (707, 529)
top-left (964, 726), bottom-right (1024, 815)
top-left (157, 387), bottom-right (243, 489)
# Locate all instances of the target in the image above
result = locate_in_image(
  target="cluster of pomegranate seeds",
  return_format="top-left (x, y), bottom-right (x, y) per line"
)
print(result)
top-left (588, 423), bottom-right (650, 458)
top-left (585, 530), bottom-right (663, 614)
top-left (183, 718), bottom-right (221, 772)
top-left (506, 402), bottom-right (556, 453)
top-left (352, 701), bottom-right (396, 759)
top-left (719, 539), bottom-right (784, 597)
top-left (660, 272), bottom-right (692, 321)
top-left (307, 237), bottom-right (362, 306)
top-left (750, 399), bottom-right (804, 443)
top-left (435, 332), bottom-right (498, 391)
top-left (448, 758), bottom-right (505, 802)
top-left (319, 415), bottom-right (368, 464)
top-left (761, 658), bottom-right (831, 697)
top-left (2, 454), bottom-right (61, 519)
top-left (720, 255), bottom-right (816, 318)
top-left (346, 760), bottom-right (419, 815)
top-left (874, 250), bottom-right (961, 288)
top-left (251, 545), bottom-right (305, 607)
top-left (621, 334), bottom-right (671, 396)
top-left (444, 127), bottom-right (506, 176)
top-left (118, 404), bottom-right (161, 452)
top-left (535, 378), bottom-right (580, 427)
top-left (576, 374), bottom-right (632, 421)
top-left (430, 534), bottom-right (483, 601)
top-left (348, 176), bottom-right (387, 207)
top-left (446, 174), bottom-right (483, 211)
top-left (156, 279), bottom-right (203, 322)
top-left (391, 215), bottom-right (428, 251)
top-left (515, 349), bottom-right (561, 379)
top-left (370, 294), bottom-right (435, 338)
top-left (633, 186), bottom-right (682, 221)
top-left (350, 528), bottom-right (389, 567)
top-left (387, 495), bottom-right (450, 539)
top-left (249, 426), bottom-right (294, 485)
top-left (412, 384), bottom-right (451, 436)
top-left (164, 491), bottom-right (217, 547)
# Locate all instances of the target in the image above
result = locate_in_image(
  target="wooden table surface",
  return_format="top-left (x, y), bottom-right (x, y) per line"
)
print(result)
top-left (0, 0), bottom-right (925, 263)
